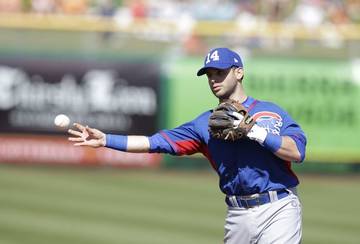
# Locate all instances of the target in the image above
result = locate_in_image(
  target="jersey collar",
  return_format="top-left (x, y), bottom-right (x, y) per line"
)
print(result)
top-left (242, 96), bottom-right (255, 108)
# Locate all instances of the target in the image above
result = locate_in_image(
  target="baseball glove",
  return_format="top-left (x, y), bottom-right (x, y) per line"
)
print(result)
top-left (208, 100), bottom-right (255, 141)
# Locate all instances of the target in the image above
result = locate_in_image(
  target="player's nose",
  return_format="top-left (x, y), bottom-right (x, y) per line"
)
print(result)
top-left (207, 75), bottom-right (216, 83)
top-left (210, 78), bottom-right (222, 84)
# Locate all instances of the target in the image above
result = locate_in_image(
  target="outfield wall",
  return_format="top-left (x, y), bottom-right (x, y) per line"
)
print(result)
top-left (0, 53), bottom-right (358, 166)
top-left (0, 54), bottom-right (358, 166)
top-left (0, 16), bottom-right (359, 167)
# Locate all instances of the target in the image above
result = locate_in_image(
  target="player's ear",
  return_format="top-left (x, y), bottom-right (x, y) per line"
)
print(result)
top-left (234, 67), bottom-right (244, 81)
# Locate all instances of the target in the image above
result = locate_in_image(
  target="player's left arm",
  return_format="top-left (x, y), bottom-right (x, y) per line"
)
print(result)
top-left (273, 136), bottom-right (303, 162)
top-left (248, 124), bottom-right (306, 162)
top-left (247, 109), bottom-right (307, 163)
top-left (276, 112), bottom-right (307, 162)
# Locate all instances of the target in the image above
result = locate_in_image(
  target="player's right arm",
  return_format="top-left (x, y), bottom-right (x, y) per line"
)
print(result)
top-left (68, 123), bottom-right (150, 153)
top-left (68, 117), bottom-right (206, 155)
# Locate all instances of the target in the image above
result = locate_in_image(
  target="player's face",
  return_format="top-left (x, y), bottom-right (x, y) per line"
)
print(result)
top-left (206, 67), bottom-right (239, 99)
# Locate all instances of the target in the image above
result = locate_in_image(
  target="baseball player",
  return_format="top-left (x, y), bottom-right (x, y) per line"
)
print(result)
top-left (68, 47), bottom-right (306, 244)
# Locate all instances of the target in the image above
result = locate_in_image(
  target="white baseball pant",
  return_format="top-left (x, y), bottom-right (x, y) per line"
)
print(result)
top-left (224, 189), bottom-right (302, 244)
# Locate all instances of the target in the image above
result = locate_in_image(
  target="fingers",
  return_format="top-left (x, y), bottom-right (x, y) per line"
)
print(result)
top-left (86, 127), bottom-right (104, 139)
top-left (67, 123), bottom-right (103, 148)
top-left (86, 126), bottom-right (96, 135)
top-left (74, 123), bottom-right (86, 131)
top-left (73, 140), bottom-right (101, 148)
top-left (68, 137), bottom-right (84, 142)
top-left (73, 142), bottom-right (88, 147)
top-left (69, 137), bottom-right (91, 146)
top-left (68, 129), bottom-right (83, 137)
top-left (71, 123), bottom-right (99, 135)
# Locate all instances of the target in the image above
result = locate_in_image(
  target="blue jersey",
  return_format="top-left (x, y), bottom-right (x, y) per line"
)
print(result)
top-left (149, 97), bottom-right (307, 196)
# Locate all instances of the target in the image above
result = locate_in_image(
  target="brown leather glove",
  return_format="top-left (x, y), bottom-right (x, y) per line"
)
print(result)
top-left (208, 100), bottom-right (255, 141)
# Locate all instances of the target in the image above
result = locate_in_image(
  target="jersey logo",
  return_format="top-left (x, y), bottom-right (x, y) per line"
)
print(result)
top-left (252, 112), bottom-right (282, 135)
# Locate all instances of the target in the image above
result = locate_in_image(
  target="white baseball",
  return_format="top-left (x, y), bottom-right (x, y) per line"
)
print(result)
top-left (54, 114), bottom-right (70, 128)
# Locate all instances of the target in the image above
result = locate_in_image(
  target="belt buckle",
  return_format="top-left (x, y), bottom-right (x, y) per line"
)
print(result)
top-left (240, 193), bottom-right (260, 201)
top-left (255, 197), bottom-right (261, 206)
top-left (240, 193), bottom-right (261, 208)
top-left (250, 196), bottom-right (261, 207)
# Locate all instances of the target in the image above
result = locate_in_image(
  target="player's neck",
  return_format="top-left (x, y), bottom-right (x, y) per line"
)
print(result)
top-left (220, 91), bottom-right (247, 104)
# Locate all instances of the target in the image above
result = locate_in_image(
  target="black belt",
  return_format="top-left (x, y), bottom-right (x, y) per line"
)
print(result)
top-left (226, 189), bottom-right (289, 208)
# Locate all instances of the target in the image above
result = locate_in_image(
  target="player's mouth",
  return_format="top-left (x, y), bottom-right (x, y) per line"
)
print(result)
top-left (212, 85), bottom-right (222, 92)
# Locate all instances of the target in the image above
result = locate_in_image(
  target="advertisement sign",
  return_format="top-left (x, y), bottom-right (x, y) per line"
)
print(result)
top-left (167, 57), bottom-right (360, 163)
top-left (0, 57), bottom-right (162, 167)
top-left (245, 57), bottom-right (360, 163)
top-left (0, 57), bottom-right (160, 135)
top-left (0, 134), bottom-right (161, 167)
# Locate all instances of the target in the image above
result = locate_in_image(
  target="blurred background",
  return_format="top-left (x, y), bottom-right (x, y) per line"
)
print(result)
top-left (0, 0), bottom-right (359, 243)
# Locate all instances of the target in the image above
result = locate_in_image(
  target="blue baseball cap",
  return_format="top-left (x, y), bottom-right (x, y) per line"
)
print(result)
top-left (197, 47), bottom-right (243, 76)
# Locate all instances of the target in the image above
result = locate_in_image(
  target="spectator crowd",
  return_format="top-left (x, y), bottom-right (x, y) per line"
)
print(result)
top-left (0, 0), bottom-right (359, 26)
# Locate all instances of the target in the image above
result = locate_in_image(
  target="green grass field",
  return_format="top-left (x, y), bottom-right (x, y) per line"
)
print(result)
top-left (0, 164), bottom-right (359, 244)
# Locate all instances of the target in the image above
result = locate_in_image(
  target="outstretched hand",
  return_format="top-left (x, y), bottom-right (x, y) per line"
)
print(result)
top-left (68, 123), bottom-right (106, 148)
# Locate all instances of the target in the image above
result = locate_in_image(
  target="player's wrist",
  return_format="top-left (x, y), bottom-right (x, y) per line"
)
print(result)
top-left (247, 124), bottom-right (267, 144)
top-left (247, 124), bottom-right (282, 152)
top-left (101, 134), bottom-right (107, 147)
top-left (263, 133), bottom-right (282, 153)
top-left (105, 134), bottom-right (128, 151)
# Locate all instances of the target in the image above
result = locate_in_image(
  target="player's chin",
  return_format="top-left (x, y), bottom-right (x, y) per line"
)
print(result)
top-left (212, 89), bottom-right (227, 99)
top-left (212, 88), bottom-right (224, 97)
